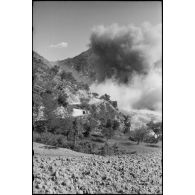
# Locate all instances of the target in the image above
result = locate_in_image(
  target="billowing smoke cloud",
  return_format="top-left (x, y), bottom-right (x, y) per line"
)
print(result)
top-left (89, 23), bottom-right (162, 112)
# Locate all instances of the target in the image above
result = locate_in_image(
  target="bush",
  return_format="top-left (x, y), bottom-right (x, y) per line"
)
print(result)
top-left (100, 94), bottom-right (110, 101)
top-left (57, 94), bottom-right (68, 107)
top-left (73, 141), bottom-right (97, 154)
top-left (33, 131), bottom-right (121, 156)
top-left (91, 137), bottom-right (106, 143)
top-left (60, 71), bottom-right (75, 82)
top-left (33, 132), bottom-right (72, 148)
top-left (101, 119), bottom-right (117, 141)
top-left (83, 84), bottom-right (90, 91)
top-left (147, 120), bottom-right (162, 136)
top-left (112, 120), bottom-right (120, 130)
top-left (98, 143), bottom-right (120, 156)
top-left (124, 115), bottom-right (131, 134)
top-left (82, 123), bottom-right (91, 137)
top-left (33, 120), bottom-right (48, 133)
top-left (50, 65), bottom-right (59, 76)
top-left (92, 92), bottom-right (99, 98)
top-left (48, 117), bottom-right (74, 135)
top-left (144, 136), bottom-right (158, 144)
top-left (111, 101), bottom-right (118, 109)
top-left (130, 127), bottom-right (148, 144)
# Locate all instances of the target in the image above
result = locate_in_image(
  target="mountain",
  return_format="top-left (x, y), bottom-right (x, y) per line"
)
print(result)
top-left (33, 50), bottom-right (92, 110)
top-left (33, 51), bottom-right (128, 138)
top-left (33, 51), bottom-right (52, 68)
top-left (55, 49), bottom-right (96, 84)
top-left (33, 50), bottom-right (161, 136)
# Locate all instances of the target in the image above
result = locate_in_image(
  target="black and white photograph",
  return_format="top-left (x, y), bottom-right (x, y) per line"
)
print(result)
top-left (33, 1), bottom-right (162, 194)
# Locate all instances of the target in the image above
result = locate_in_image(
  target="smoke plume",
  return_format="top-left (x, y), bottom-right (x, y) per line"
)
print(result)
top-left (89, 23), bottom-right (162, 112)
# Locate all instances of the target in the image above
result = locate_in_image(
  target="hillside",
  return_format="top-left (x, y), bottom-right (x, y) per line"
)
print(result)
top-left (56, 49), bottom-right (96, 84)
top-left (33, 51), bottom-right (92, 120)
top-left (33, 50), bottom-right (161, 128)
top-left (33, 51), bottom-right (126, 135)
top-left (33, 51), bottom-right (162, 194)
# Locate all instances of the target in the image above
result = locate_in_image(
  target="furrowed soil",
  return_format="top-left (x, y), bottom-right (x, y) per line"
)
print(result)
top-left (33, 141), bottom-right (162, 194)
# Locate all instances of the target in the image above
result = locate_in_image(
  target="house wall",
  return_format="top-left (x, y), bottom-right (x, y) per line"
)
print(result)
top-left (72, 108), bottom-right (89, 117)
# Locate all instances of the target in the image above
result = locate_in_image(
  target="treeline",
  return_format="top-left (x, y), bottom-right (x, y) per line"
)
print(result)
top-left (33, 116), bottom-right (121, 155)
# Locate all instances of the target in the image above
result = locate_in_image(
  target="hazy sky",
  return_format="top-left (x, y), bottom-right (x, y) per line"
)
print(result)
top-left (33, 1), bottom-right (162, 61)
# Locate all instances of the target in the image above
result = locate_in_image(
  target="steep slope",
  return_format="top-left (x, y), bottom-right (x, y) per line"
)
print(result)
top-left (33, 51), bottom-right (92, 121)
top-left (33, 51), bottom-right (52, 68)
top-left (56, 49), bottom-right (96, 84)
top-left (33, 51), bottom-right (51, 87)
top-left (33, 51), bottom-right (161, 136)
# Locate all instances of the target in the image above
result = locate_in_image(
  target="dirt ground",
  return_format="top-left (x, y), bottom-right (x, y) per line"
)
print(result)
top-left (33, 140), bottom-right (162, 194)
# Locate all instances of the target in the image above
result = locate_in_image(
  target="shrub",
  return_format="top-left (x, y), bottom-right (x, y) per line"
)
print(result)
top-left (144, 135), bottom-right (158, 144)
top-left (92, 92), bottom-right (99, 98)
top-left (91, 137), bottom-right (106, 143)
top-left (99, 142), bottom-right (109, 156)
top-left (82, 123), bottom-right (91, 137)
top-left (112, 120), bottom-right (120, 130)
top-left (33, 131), bottom-right (120, 156)
top-left (33, 120), bottom-right (48, 133)
top-left (112, 143), bottom-right (119, 154)
top-left (111, 101), bottom-right (118, 109)
top-left (33, 132), bottom-right (71, 148)
top-left (101, 119), bottom-right (117, 141)
top-left (98, 142), bottom-right (120, 156)
top-left (100, 94), bottom-right (110, 101)
top-left (49, 117), bottom-right (74, 135)
top-left (57, 94), bottom-right (68, 107)
top-left (50, 65), bottom-right (59, 76)
top-left (83, 84), bottom-right (90, 91)
top-left (73, 141), bottom-right (97, 154)
top-left (124, 115), bottom-right (131, 134)
top-left (147, 120), bottom-right (162, 136)
top-left (60, 71), bottom-right (76, 82)
top-left (130, 127), bottom-right (148, 144)
top-left (33, 131), bottom-right (42, 142)
top-left (158, 134), bottom-right (162, 141)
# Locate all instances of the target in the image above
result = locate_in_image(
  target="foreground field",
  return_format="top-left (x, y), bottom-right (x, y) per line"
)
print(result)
top-left (33, 142), bottom-right (162, 194)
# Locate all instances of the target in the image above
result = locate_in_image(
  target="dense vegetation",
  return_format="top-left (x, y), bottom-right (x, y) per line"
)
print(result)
top-left (33, 51), bottom-right (162, 156)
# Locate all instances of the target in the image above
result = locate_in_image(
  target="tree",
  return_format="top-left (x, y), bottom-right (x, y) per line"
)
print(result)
top-left (124, 115), bottom-right (131, 134)
top-left (60, 71), bottom-right (76, 82)
top-left (132, 127), bottom-right (148, 144)
top-left (72, 118), bottom-right (79, 148)
top-left (146, 120), bottom-right (162, 140)
top-left (100, 94), bottom-right (110, 102)
top-left (92, 92), bottom-right (99, 98)
top-left (111, 101), bottom-right (118, 109)
top-left (83, 122), bottom-right (91, 138)
top-left (50, 65), bottom-right (59, 76)
top-left (83, 84), bottom-right (90, 91)
top-left (112, 120), bottom-right (120, 131)
top-left (41, 87), bottom-right (58, 132)
top-left (102, 119), bottom-right (115, 141)
top-left (57, 94), bottom-right (68, 107)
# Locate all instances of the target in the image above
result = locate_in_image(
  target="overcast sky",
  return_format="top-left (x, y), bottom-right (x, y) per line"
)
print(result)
top-left (33, 1), bottom-right (161, 61)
